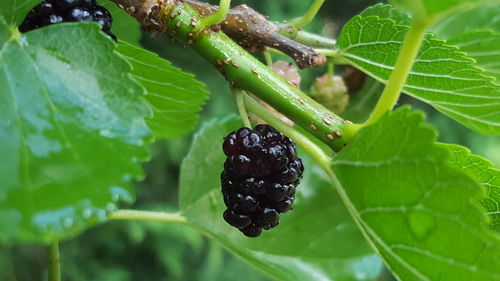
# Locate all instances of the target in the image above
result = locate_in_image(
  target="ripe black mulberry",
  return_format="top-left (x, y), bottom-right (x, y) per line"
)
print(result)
top-left (221, 125), bottom-right (304, 237)
top-left (19, 0), bottom-right (116, 40)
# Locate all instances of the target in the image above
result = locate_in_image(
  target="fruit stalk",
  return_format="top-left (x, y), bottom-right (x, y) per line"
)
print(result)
top-left (109, 0), bottom-right (357, 151)
top-left (48, 242), bottom-right (61, 281)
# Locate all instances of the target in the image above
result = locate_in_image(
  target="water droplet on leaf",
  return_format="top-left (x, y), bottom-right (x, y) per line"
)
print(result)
top-left (106, 203), bottom-right (117, 212)
top-left (82, 209), bottom-right (92, 219)
top-left (63, 218), bottom-right (74, 229)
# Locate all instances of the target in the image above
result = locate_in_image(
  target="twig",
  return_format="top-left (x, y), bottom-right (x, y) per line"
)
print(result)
top-left (185, 0), bottom-right (326, 69)
top-left (109, 0), bottom-right (357, 151)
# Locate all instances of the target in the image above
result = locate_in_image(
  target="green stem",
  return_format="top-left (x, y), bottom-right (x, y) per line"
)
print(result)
top-left (243, 94), bottom-right (332, 170)
top-left (263, 51), bottom-right (273, 66)
top-left (267, 48), bottom-right (284, 56)
top-left (47, 242), bottom-right (61, 281)
top-left (110, 0), bottom-right (357, 151)
top-left (233, 88), bottom-right (252, 128)
top-left (194, 0), bottom-right (231, 32)
top-left (327, 60), bottom-right (334, 81)
top-left (294, 31), bottom-right (336, 49)
top-left (275, 22), bottom-right (336, 49)
top-left (364, 18), bottom-right (428, 126)
top-left (110, 209), bottom-right (188, 224)
top-left (109, 210), bottom-right (215, 241)
top-left (315, 48), bottom-right (339, 57)
top-left (289, 0), bottom-right (325, 28)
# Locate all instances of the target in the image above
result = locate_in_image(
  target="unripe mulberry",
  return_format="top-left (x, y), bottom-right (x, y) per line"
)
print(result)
top-left (342, 66), bottom-right (367, 93)
top-left (310, 74), bottom-right (349, 115)
top-left (19, 0), bottom-right (116, 40)
top-left (270, 60), bottom-right (301, 89)
top-left (221, 125), bottom-right (304, 237)
top-left (248, 61), bottom-right (300, 126)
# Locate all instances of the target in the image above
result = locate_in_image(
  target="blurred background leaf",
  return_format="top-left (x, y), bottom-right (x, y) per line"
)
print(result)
top-left (98, 0), bottom-right (142, 45)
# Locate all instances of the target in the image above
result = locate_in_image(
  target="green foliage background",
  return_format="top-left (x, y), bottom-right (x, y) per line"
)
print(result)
top-left (1, 0), bottom-right (498, 280)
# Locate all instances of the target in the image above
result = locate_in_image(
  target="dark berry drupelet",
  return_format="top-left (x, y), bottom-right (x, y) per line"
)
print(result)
top-left (221, 124), bottom-right (304, 237)
top-left (19, 0), bottom-right (116, 40)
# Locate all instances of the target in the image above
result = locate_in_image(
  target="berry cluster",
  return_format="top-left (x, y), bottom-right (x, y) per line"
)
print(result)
top-left (19, 0), bottom-right (116, 40)
top-left (221, 125), bottom-right (304, 237)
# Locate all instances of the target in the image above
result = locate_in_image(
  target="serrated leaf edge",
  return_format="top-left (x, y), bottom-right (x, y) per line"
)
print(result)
top-left (330, 107), bottom-right (500, 281)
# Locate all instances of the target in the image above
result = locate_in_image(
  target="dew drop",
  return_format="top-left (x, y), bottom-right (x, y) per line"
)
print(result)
top-left (99, 129), bottom-right (112, 137)
top-left (122, 174), bottom-right (132, 181)
top-left (83, 209), bottom-right (92, 219)
top-left (96, 210), bottom-right (107, 221)
top-left (106, 203), bottom-right (117, 212)
top-left (406, 210), bottom-right (436, 240)
top-left (354, 272), bottom-right (367, 280)
top-left (336, 223), bottom-right (347, 232)
top-left (63, 218), bottom-right (74, 229)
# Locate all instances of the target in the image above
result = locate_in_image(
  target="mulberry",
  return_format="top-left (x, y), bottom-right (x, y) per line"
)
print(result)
top-left (221, 125), bottom-right (304, 237)
top-left (19, 0), bottom-right (116, 40)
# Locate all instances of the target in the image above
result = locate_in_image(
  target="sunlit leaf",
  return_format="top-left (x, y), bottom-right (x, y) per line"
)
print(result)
top-left (430, 2), bottom-right (500, 37)
top-left (0, 16), bottom-right (151, 243)
top-left (428, 3), bottom-right (500, 82)
top-left (332, 107), bottom-right (500, 281)
top-left (442, 143), bottom-right (500, 232)
top-left (338, 5), bottom-right (500, 135)
top-left (390, 0), bottom-right (486, 22)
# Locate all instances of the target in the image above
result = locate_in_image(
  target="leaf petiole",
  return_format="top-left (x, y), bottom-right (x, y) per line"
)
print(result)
top-left (232, 88), bottom-right (252, 128)
top-left (289, 0), bottom-right (325, 28)
top-left (327, 59), bottom-right (334, 81)
top-left (263, 51), bottom-right (273, 66)
top-left (109, 210), bottom-right (189, 224)
top-left (314, 48), bottom-right (340, 57)
top-left (194, 0), bottom-right (231, 32)
top-left (363, 18), bottom-right (428, 126)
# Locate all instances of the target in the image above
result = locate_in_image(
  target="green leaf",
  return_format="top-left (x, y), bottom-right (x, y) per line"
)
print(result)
top-left (442, 143), bottom-right (500, 232)
top-left (338, 7), bottom-right (500, 135)
top-left (342, 77), bottom-right (383, 123)
top-left (0, 0), bottom-right (38, 27)
top-left (446, 31), bottom-right (500, 82)
top-left (427, 3), bottom-right (500, 82)
top-left (430, 2), bottom-right (500, 38)
top-left (0, 21), bottom-right (151, 244)
top-left (179, 117), bottom-right (384, 281)
top-left (117, 41), bottom-right (209, 139)
top-left (390, 0), bottom-right (485, 22)
top-left (332, 106), bottom-right (500, 281)
top-left (360, 3), bottom-right (412, 26)
top-left (98, 1), bottom-right (142, 45)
